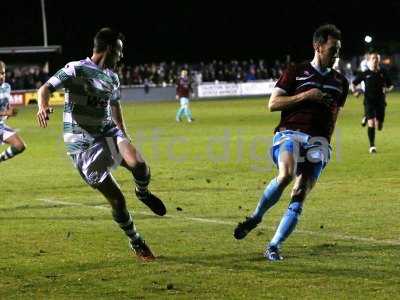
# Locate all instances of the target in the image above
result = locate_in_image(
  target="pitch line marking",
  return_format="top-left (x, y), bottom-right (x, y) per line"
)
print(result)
top-left (38, 198), bottom-right (400, 246)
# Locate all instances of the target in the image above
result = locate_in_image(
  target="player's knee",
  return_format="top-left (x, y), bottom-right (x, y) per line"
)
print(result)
top-left (277, 173), bottom-right (293, 187)
top-left (123, 158), bottom-right (136, 169)
top-left (124, 153), bottom-right (143, 169)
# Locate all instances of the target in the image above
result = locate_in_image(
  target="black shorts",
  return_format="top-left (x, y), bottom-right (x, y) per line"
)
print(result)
top-left (364, 102), bottom-right (386, 122)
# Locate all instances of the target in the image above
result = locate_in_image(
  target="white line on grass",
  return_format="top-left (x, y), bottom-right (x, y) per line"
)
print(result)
top-left (38, 198), bottom-right (400, 246)
top-left (39, 198), bottom-right (233, 225)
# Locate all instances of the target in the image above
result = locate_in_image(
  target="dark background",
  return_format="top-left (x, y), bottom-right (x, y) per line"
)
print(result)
top-left (1, 0), bottom-right (400, 65)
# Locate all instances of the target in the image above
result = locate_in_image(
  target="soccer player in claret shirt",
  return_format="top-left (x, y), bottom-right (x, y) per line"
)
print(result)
top-left (0, 61), bottom-right (26, 163)
top-left (234, 24), bottom-right (349, 261)
top-left (36, 28), bottom-right (166, 261)
top-left (352, 51), bottom-right (393, 154)
top-left (175, 69), bottom-right (194, 122)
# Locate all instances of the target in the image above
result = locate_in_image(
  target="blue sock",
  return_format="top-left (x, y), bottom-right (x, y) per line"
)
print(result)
top-left (269, 201), bottom-right (303, 248)
top-left (176, 107), bottom-right (185, 120)
top-left (251, 178), bottom-right (284, 222)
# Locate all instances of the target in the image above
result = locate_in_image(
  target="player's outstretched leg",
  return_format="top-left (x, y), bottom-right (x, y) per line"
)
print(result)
top-left (97, 175), bottom-right (156, 261)
top-left (235, 146), bottom-right (295, 240)
top-left (132, 162), bottom-right (166, 216)
top-left (234, 178), bottom-right (286, 240)
top-left (0, 133), bottom-right (26, 163)
top-left (119, 141), bottom-right (166, 216)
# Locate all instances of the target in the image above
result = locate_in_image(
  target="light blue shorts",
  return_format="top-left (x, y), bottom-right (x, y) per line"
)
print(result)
top-left (180, 97), bottom-right (189, 106)
top-left (270, 130), bottom-right (331, 180)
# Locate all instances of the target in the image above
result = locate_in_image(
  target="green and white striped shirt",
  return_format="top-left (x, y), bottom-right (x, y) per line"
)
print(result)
top-left (0, 82), bottom-right (11, 124)
top-left (47, 58), bottom-right (120, 154)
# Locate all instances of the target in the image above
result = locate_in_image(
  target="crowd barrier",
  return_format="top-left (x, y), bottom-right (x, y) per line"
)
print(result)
top-left (10, 90), bottom-right (64, 106)
top-left (197, 80), bottom-right (276, 98)
top-left (9, 80), bottom-right (277, 106)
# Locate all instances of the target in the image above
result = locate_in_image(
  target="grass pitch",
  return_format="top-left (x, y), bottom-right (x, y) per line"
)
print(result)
top-left (1, 94), bottom-right (400, 299)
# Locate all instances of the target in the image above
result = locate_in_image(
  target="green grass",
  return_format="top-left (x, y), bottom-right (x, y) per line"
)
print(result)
top-left (1, 94), bottom-right (400, 299)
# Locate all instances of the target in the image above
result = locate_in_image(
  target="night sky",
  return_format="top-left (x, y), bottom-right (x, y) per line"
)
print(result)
top-left (1, 0), bottom-right (400, 65)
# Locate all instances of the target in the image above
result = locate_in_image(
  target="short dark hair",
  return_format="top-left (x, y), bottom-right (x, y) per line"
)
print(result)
top-left (313, 24), bottom-right (341, 44)
top-left (93, 27), bottom-right (125, 52)
top-left (367, 49), bottom-right (379, 55)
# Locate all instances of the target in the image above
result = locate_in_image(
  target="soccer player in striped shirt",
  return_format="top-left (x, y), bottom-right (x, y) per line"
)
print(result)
top-left (0, 61), bottom-right (26, 163)
top-left (37, 28), bottom-right (166, 261)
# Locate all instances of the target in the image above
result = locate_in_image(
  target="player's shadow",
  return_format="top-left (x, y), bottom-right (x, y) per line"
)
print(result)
top-left (144, 187), bottom-right (238, 192)
top-left (160, 242), bottom-right (400, 279)
top-left (158, 252), bottom-right (272, 273)
top-left (305, 242), bottom-right (400, 260)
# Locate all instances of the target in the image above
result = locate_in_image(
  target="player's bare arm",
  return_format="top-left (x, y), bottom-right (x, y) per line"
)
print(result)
top-left (111, 101), bottom-right (129, 138)
top-left (268, 88), bottom-right (325, 112)
top-left (37, 83), bottom-right (52, 128)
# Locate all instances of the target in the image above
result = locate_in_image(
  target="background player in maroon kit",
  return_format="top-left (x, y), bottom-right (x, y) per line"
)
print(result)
top-left (234, 24), bottom-right (348, 261)
top-left (175, 69), bottom-right (194, 122)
